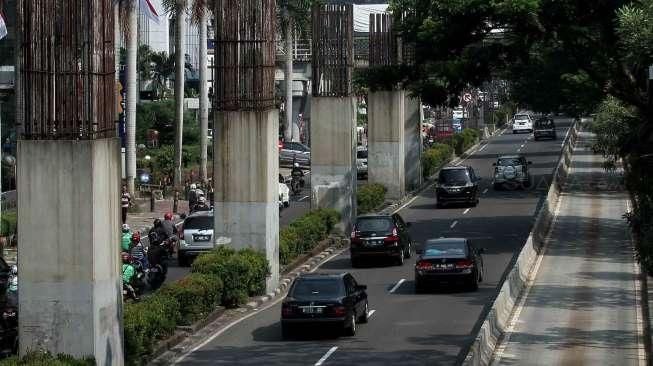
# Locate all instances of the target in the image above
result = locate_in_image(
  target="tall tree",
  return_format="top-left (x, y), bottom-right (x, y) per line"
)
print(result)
top-left (163, 0), bottom-right (188, 189)
top-left (190, 0), bottom-right (210, 183)
top-left (278, 0), bottom-right (311, 142)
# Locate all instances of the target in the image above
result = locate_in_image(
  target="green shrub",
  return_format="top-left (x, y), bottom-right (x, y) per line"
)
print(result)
top-left (422, 143), bottom-right (453, 178)
top-left (454, 128), bottom-right (480, 155)
top-left (123, 293), bottom-right (180, 365)
top-left (0, 352), bottom-right (95, 366)
top-left (357, 183), bottom-right (387, 214)
top-left (0, 210), bottom-right (17, 237)
top-left (237, 248), bottom-right (270, 296)
top-left (160, 274), bottom-right (223, 325)
top-left (279, 209), bottom-right (340, 266)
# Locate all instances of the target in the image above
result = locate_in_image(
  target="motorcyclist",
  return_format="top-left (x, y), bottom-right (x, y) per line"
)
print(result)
top-left (121, 224), bottom-right (132, 251)
top-left (291, 162), bottom-right (304, 179)
top-left (161, 212), bottom-right (177, 238)
top-left (192, 196), bottom-right (211, 212)
top-left (290, 163), bottom-right (304, 193)
top-left (121, 252), bottom-right (139, 301)
top-left (148, 218), bottom-right (168, 246)
top-left (129, 232), bottom-right (148, 268)
top-left (188, 183), bottom-right (199, 209)
top-left (147, 242), bottom-right (168, 275)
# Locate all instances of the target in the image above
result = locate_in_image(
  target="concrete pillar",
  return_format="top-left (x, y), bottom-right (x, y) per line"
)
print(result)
top-left (368, 90), bottom-right (407, 200)
top-left (310, 97), bottom-right (357, 234)
top-left (17, 139), bottom-right (123, 365)
top-left (213, 110), bottom-right (279, 291)
top-left (404, 95), bottom-right (423, 191)
top-left (368, 91), bottom-right (423, 198)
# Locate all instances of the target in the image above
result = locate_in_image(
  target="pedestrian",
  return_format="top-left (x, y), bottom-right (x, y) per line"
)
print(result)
top-left (121, 185), bottom-right (131, 224)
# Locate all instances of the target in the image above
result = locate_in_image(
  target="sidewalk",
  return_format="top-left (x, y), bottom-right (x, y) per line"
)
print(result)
top-left (492, 131), bottom-right (645, 365)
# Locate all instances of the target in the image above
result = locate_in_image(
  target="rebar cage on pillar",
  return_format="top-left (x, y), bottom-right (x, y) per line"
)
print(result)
top-left (213, 0), bottom-right (276, 111)
top-left (369, 13), bottom-right (396, 67)
top-left (18, 0), bottom-right (116, 140)
top-left (311, 4), bottom-right (354, 97)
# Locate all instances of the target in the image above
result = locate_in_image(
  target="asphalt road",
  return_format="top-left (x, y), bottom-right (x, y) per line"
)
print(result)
top-left (174, 119), bottom-right (573, 366)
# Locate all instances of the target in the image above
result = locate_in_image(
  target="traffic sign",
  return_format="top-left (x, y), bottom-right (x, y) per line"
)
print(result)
top-left (463, 93), bottom-right (472, 103)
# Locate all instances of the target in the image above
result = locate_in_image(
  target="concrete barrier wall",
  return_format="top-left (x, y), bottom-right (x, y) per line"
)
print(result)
top-left (463, 120), bottom-right (580, 366)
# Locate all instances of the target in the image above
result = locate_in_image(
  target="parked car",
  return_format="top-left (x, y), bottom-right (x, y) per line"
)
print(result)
top-left (280, 141), bottom-right (311, 167)
top-left (414, 238), bottom-right (484, 292)
top-left (281, 273), bottom-right (368, 338)
top-left (512, 113), bottom-right (533, 134)
top-left (533, 118), bottom-right (557, 140)
top-left (356, 146), bottom-right (368, 179)
top-left (350, 213), bottom-right (413, 266)
top-left (493, 155), bottom-right (532, 189)
top-left (279, 182), bottom-right (290, 209)
top-left (435, 166), bottom-right (481, 208)
top-left (177, 211), bottom-right (214, 266)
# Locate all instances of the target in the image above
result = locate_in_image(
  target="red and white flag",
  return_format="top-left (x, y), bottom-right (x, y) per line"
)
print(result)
top-left (0, 11), bottom-right (7, 41)
top-left (140, 0), bottom-right (161, 24)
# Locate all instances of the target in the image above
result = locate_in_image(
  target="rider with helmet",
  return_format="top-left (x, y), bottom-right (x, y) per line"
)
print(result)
top-left (192, 196), bottom-right (211, 212)
top-left (129, 232), bottom-right (148, 268)
top-left (290, 163), bottom-right (304, 194)
top-left (161, 212), bottom-right (177, 238)
top-left (121, 252), bottom-right (139, 301)
top-left (121, 224), bottom-right (132, 251)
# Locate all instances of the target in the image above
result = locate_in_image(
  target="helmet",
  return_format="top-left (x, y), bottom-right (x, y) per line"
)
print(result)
top-left (164, 212), bottom-right (173, 221)
top-left (153, 218), bottom-right (162, 227)
top-left (10, 265), bottom-right (17, 275)
top-left (121, 252), bottom-right (131, 263)
top-left (131, 232), bottom-right (141, 243)
top-left (190, 183), bottom-right (197, 190)
top-left (294, 163), bottom-right (299, 168)
top-left (122, 224), bottom-right (130, 233)
top-left (198, 196), bottom-right (206, 203)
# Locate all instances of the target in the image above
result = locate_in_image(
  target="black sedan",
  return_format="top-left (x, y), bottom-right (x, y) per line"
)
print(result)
top-left (281, 273), bottom-right (368, 338)
top-left (414, 238), bottom-right (484, 292)
top-left (350, 214), bottom-right (413, 267)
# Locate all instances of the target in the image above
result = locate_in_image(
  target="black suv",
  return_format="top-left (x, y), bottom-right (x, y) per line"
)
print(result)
top-left (350, 214), bottom-right (413, 266)
top-left (533, 118), bottom-right (557, 140)
top-left (281, 273), bottom-right (368, 338)
top-left (436, 166), bottom-right (481, 208)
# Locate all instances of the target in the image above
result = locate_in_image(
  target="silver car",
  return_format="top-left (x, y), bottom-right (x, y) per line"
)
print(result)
top-left (493, 155), bottom-right (532, 189)
top-left (357, 147), bottom-right (368, 179)
top-left (178, 211), bottom-right (214, 266)
top-left (280, 141), bottom-right (311, 167)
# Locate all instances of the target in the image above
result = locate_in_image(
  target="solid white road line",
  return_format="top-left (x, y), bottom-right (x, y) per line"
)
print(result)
top-left (463, 208), bottom-right (470, 215)
top-left (172, 247), bottom-right (349, 365)
top-left (315, 347), bottom-right (339, 366)
top-left (389, 279), bottom-right (406, 293)
top-left (367, 309), bottom-right (377, 319)
top-left (627, 200), bottom-right (647, 366)
top-left (478, 144), bottom-right (488, 152)
top-left (520, 144), bottom-right (525, 148)
top-left (483, 188), bottom-right (489, 194)
top-left (299, 195), bottom-right (309, 202)
top-left (450, 220), bottom-right (458, 229)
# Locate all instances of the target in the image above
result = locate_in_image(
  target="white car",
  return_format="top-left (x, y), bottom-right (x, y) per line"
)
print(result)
top-left (512, 113), bottom-right (533, 134)
top-left (279, 182), bottom-right (290, 209)
top-left (357, 146), bottom-right (368, 179)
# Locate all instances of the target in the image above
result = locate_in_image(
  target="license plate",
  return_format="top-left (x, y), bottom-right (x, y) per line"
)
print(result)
top-left (194, 235), bottom-right (210, 241)
top-left (365, 240), bottom-right (383, 246)
top-left (302, 307), bottom-right (323, 314)
top-left (435, 264), bottom-right (454, 269)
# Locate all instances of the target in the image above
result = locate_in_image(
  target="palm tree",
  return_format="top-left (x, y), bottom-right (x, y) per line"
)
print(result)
top-left (189, 0), bottom-right (210, 184)
top-left (150, 51), bottom-right (175, 98)
top-left (163, 0), bottom-right (188, 189)
top-left (278, 0), bottom-right (312, 142)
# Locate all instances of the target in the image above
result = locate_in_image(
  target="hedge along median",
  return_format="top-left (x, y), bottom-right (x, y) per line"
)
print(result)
top-left (422, 143), bottom-right (454, 179)
top-left (279, 209), bottom-right (341, 266)
top-left (0, 352), bottom-right (95, 366)
top-left (357, 183), bottom-right (387, 214)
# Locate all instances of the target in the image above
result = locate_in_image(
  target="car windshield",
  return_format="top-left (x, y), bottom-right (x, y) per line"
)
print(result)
top-left (497, 158), bottom-right (522, 166)
top-left (439, 169), bottom-right (469, 185)
top-left (290, 278), bottom-right (344, 299)
top-left (514, 114), bottom-right (530, 120)
top-left (536, 120), bottom-right (554, 128)
top-left (356, 217), bottom-right (393, 233)
top-left (357, 150), bottom-right (368, 159)
top-left (184, 216), bottom-right (214, 230)
top-left (424, 242), bottom-right (467, 258)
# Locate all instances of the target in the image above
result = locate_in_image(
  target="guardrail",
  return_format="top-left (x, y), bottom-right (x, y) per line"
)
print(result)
top-left (462, 119), bottom-right (580, 365)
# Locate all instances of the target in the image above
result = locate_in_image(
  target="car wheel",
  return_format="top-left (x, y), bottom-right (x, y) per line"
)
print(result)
top-left (351, 257), bottom-right (361, 268)
top-left (512, 130), bottom-right (517, 134)
top-left (344, 314), bottom-right (356, 336)
top-left (436, 201), bottom-right (445, 209)
top-left (493, 183), bottom-right (502, 190)
top-left (358, 301), bottom-right (369, 324)
top-left (396, 249), bottom-right (405, 266)
top-left (404, 242), bottom-right (412, 259)
top-left (468, 272), bottom-right (479, 291)
top-left (178, 253), bottom-right (189, 267)
top-left (281, 324), bottom-right (292, 339)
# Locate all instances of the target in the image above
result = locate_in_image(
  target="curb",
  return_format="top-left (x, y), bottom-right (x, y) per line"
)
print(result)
top-left (462, 120), bottom-right (579, 365)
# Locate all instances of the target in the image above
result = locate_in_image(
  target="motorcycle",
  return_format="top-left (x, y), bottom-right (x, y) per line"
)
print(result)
top-left (147, 262), bottom-right (167, 291)
top-left (161, 236), bottom-right (178, 257)
top-left (290, 176), bottom-right (303, 195)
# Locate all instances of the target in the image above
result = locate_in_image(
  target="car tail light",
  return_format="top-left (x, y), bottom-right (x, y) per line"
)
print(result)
top-left (281, 304), bottom-right (294, 318)
top-left (416, 260), bottom-right (434, 270)
top-left (329, 305), bottom-right (347, 317)
top-left (350, 226), bottom-right (358, 239)
top-left (455, 259), bottom-right (474, 269)
top-left (384, 227), bottom-right (400, 245)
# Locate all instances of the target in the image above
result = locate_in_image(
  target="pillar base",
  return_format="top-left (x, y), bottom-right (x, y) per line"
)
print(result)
top-left (310, 97), bottom-right (357, 234)
top-left (17, 139), bottom-right (123, 365)
top-left (214, 110), bottom-right (280, 291)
